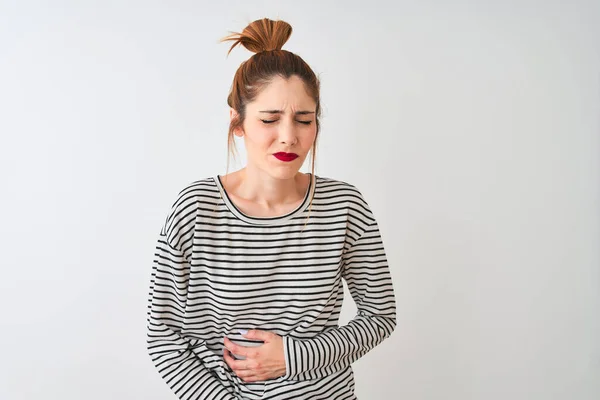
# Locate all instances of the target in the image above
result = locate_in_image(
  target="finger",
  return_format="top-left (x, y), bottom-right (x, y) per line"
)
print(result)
top-left (234, 369), bottom-right (265, 383)
top-left (227, 357), bottom-right (262, 382)
top-left (224, 349), bottom-right (251, 370)
top-left (240, 373), bottom-right (266, 383)
top-left (223, 337), bottom-right (251, 358)
top-left (223, 348), bottom-right (237, 368)
top-left (244, 329), bottom-right (273, 342)
top-left (234, 368), bottom-right (255, 378)
top-left (223, 350), bottom-right (234, 371)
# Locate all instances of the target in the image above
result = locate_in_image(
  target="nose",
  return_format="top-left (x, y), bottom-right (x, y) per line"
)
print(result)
top-left (278, 119), bottom-right (298, 146)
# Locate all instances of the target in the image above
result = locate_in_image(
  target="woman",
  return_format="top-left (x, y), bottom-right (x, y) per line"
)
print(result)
top-left (146, 18), bottom-right (396, 400)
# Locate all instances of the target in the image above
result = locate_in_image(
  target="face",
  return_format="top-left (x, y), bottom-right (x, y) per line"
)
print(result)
top-left (231, 75), bottom-right (318, 180)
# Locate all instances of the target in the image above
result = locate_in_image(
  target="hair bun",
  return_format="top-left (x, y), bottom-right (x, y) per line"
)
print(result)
top-left (221, 18), bottom-right (292, 55)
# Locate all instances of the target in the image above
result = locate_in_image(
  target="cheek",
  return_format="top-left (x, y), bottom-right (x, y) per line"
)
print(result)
top-left (303, 127), bottom-right (318, 148)
top-left (244, 124), bottom-right (275, 148)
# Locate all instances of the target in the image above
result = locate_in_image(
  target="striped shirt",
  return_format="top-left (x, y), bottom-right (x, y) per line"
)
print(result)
top-left (146, 174), bottom-right (397, 400)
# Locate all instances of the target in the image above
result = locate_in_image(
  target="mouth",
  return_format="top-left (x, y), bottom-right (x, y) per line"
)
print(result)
top-left (273, 152), bottom-right (299, 162)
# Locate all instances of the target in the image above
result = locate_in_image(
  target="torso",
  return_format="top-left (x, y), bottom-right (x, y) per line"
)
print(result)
top-left (152, 174), bottom-right (385, 400)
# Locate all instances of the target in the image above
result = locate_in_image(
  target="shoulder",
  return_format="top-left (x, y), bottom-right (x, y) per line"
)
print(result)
top-left (315, 175), bottom-right (363, 197)
top-left (160, 176), bottom-right (219, 238)
top-left (168, 176), bottom-right (219, 210)
top-left (314, 175), bottom-right (375, 224)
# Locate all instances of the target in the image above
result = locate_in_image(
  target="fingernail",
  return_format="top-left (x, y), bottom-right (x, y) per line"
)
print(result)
top-left (239, 329), bottom-right (248, 335)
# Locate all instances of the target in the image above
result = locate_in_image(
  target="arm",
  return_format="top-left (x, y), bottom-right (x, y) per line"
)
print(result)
top-left (147, 233), bottom-right (236, 400)
top-left (282, 219), bottom-right (397, 381)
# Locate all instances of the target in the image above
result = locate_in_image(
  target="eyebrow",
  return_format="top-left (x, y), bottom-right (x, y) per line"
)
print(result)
top-left (259, 110), bottom-right (315, 115)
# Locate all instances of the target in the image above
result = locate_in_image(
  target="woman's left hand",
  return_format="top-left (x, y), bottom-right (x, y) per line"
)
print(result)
top-left (223, 330), bottom-right (286, 382)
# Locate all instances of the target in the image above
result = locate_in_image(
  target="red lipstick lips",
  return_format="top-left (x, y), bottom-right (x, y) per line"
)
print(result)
top-left (274, 152), bottom-right (298, 162)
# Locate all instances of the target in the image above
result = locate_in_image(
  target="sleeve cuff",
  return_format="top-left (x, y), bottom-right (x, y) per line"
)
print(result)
top-left (282, 335), bottom-right (299, 380)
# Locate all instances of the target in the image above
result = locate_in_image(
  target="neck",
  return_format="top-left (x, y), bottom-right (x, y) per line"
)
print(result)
top-left (235, 166), bottom-right (307, 210)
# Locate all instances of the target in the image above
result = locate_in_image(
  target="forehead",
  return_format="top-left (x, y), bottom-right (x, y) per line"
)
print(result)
top-left (248, 75), bottom-right (316, 110)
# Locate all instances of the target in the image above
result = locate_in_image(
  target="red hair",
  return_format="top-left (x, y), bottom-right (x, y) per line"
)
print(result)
top-left (220, 18), bottom-right (321, 178)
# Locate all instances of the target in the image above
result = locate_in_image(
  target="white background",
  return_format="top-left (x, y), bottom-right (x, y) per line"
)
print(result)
top-left (1, 1), bottom-right (598, 399)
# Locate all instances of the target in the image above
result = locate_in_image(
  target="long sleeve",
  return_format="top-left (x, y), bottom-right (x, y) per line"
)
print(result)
top-left (282, 219), bottom-right (397, 381)
top-left (146, 232), bottom-right (236, 400)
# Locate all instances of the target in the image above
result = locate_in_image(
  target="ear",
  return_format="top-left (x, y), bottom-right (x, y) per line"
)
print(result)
top-left (230, 108), bottom-right (244, 137)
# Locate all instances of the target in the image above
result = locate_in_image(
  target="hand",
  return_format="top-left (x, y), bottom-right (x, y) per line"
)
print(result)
top-left (223, 330), bottom-right (286, 383)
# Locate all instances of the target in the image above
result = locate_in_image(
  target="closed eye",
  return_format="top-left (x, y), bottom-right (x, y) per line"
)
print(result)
top-left (260, 119), bottom-right (313, 125)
